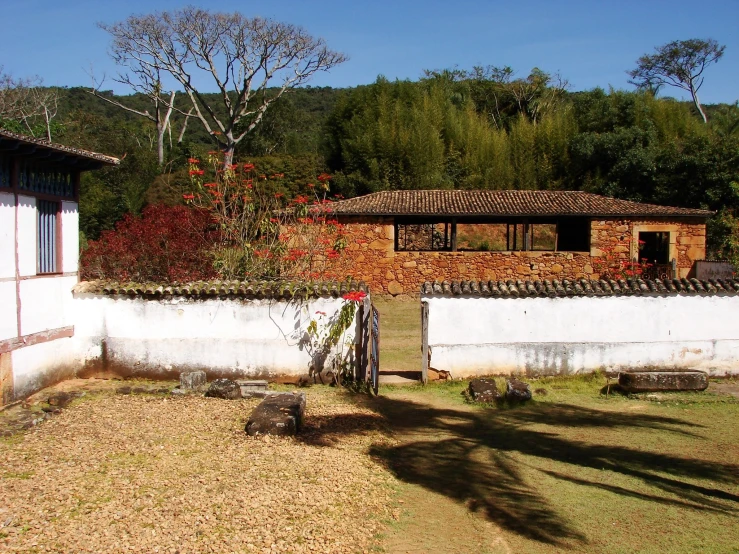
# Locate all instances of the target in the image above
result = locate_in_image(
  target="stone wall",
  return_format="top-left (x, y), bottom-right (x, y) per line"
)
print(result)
top-left (330, 216), bottom-right (707, 295)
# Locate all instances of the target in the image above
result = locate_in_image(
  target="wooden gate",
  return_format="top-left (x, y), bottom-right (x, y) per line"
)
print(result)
top-left (356, 296), bottom-right (380, 395)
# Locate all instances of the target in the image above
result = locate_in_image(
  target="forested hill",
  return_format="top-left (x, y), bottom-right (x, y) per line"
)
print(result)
top-left (9, 78), bottom-right (739, 262)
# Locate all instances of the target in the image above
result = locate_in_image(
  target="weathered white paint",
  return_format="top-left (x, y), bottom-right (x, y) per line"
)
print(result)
top-left (423, 295), bottom-right (739, 376)
top-left (72, 294), bottom-right (360, 379)
top-left (0, 192), bottom-right (14, 280)
top-left (61, 202), bottom-right (78, 273)
top-left (0, 281), bottom-right (17, 341)
top-left (19, 275), bottom-right (77, 335)
top-left (16, 195), bottom-right (36, 277)
top-left (10, 335), bottom-right (84, 400)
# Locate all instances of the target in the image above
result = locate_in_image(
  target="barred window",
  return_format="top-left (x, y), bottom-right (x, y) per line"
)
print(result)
top-left (37, 200), bottom-right (59, 274)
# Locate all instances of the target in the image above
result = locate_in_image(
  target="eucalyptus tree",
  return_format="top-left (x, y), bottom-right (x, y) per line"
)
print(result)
top-left (628, 38), bottom-right (725, 123)
top-left (99, 6), bottom-right (346, 166)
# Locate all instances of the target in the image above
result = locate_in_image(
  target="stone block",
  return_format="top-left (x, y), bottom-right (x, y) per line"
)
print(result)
top-left (245, 392), bottom-right (306, 436)
top-left (180, 370), bottom-right (206, 390)
top-left (468, 379), bottom-right (501, 403)
top-left (505, 378), bottom-right (532, 402)
top-left (403, 261), bottom-right (417, 268)
top-left (236, 380), bottom-right (268, 398)
top-left (618, 371), bottom-right (708, 392)
top-left (205, 378), bottom-right (242, 399)
top-left (387, 280), bottom-right (404, 295)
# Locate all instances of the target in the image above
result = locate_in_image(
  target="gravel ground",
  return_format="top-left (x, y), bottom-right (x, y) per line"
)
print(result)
top-left (0, 386), bottom-right (396, 553)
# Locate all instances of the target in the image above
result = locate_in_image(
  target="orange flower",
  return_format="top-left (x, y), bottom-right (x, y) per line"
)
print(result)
top-left (189, 169), bottom-right (204, 176)
top-left (243, 163), bottom-right (255, 171)
top-left (317, 173), bottom-right (332, 182)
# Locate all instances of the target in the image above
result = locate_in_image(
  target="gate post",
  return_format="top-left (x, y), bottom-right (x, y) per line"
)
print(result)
top-left (421, 301), bottom-right (429, 384)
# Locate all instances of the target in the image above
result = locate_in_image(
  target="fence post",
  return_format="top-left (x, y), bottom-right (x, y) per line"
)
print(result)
top-left (359, 295), bottom-right (371, 382)
top-left (421, 301), bottom-right (429, 384)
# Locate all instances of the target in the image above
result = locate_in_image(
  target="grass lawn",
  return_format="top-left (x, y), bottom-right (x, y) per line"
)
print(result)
top-left (372, 296), bottom-right (421, 372)
top-left (369, 375), bottom-right (739, 553)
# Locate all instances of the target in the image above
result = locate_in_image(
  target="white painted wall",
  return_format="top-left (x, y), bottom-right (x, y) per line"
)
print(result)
top-left (424, 295), bottom-right (739, 376)
top-left (19, 275), bottom-right (77, 335)
top-left (0, 192), bottom-right (14, 280)
top-left (0, 281), bottom-right (17, 341)
top-left (16, 195), bottom-right (36, 277)
top-left (61, 202), bottom-right (78, 273)
top-left (71, 294), bottom-right (360, 379)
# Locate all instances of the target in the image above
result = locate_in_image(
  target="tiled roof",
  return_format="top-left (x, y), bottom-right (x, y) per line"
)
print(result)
top-left (0, 129), bottom-right (119, 167)
top-left (74, 279), bottom-right (368, 299)
top-left (329, 190), bottom-right (713, 218)
top-left (421, 278), bottom-right (739, 298)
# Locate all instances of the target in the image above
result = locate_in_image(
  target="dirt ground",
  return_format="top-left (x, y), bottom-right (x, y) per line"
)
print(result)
top-left (0, 381), bottom-right (396, 553)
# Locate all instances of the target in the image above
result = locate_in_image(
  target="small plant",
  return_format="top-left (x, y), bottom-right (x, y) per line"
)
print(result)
top-left (306, 290), bottom-right (367, 385)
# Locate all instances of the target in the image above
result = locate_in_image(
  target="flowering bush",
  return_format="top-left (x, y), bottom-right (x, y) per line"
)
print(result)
top-left (185, 153), bottom-right (348, 280)
top-left (593, 241), bottom-right (652, 280)
top-left (305, 290), bottom-right (367, 384)
top-left (80, 205), bottom-right (218, 282)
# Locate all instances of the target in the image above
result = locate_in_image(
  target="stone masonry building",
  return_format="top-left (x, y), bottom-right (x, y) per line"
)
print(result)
top-left (324, 190), bottom-right (712, 295)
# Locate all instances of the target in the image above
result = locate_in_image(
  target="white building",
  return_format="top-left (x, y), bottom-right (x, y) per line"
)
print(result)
top-left (0, 129), bottom-right (118, 405)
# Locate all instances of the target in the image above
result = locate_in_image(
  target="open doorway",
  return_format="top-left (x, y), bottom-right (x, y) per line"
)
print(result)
top-left (638, 231), bottom-right (670, 265)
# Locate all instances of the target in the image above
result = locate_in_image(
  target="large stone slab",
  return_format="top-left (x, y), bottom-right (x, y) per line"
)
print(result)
top-left (180, 371), bottom-right (206, 390)
top-left (505, 378), bottom-right (532, 402)
top-left (245, 392), bottom-right (306, 436)
top-left (236, 380), bottom-right (268, 398)
top-left (618, 371), bottom-right (709, 393)
top-left (204, 378), bottom-right (242, 399)
top-left (468, 379), bottom-right (501, 403)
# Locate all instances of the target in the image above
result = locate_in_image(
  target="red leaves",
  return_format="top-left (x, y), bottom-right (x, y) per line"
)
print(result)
top-left (80, 205), bottom-right (218, 282)
top-left (189, 169), bottom-right (205, 176)
top-left (317, 173), bottom-right (332, 182)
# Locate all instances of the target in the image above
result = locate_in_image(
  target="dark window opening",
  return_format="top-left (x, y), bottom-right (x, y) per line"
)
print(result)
top-left (557, 218), bottom-right (590, 252)
top-left (639, 232), bottom-right (669, 265)
top-left (37, 199), bottom-right (59, 274)
top-left (396, 222), bottom-right (452, 251)
top-left (395, 217), bottom-right (590, 252)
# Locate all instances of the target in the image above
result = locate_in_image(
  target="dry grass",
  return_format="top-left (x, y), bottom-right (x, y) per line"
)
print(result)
top-left (0, 386), bottom-right (396, 553)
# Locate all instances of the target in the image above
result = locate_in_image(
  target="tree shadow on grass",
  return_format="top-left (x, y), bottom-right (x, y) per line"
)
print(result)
top-left (335, 394), bottom-right (739, 547)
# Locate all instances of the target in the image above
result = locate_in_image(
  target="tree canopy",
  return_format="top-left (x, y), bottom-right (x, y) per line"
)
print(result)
top-left (628, 38), bottom-right (725, 123)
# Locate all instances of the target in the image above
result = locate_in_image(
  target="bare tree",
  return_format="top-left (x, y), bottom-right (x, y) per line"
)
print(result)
top-left (88, 61), bottom-right (192, 165)
top-left (628, 38), bottom-right (725, 123)
top-left (0, 67), bottom-right (59, 141)
top-left (99, 7), bottom-right (347, 166)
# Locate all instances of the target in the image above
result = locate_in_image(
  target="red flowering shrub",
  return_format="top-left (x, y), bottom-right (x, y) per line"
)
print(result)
top-left (80, 205), bottom-right (218, 282)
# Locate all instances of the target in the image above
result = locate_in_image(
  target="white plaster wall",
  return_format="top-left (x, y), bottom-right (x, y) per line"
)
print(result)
top-left (0, 281), bottom-right (17, 341)
top-left (0, 192), bottom-right (14, 279)
top-left (11, 335), bottom-right (96, 400)
top-left (16, 195), bottom-right (36, 277)
top-left (19, 275), bottom-right (77, 335)
top-left (424, 295), bottom-right (739, 376)
top-left (72, 294), bottom-right (359, 377)
top-left (61, 202), bottom-right (78, 273)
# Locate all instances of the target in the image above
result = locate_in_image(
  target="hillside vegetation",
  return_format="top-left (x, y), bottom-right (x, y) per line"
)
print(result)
top-left (4, 74), bottom-right (739, 263)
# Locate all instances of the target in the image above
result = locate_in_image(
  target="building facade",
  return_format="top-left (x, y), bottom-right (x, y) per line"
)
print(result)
top-left (0, 130), bottom-right (118, 404)
top-left (325, 190), bottom-right (712, 295)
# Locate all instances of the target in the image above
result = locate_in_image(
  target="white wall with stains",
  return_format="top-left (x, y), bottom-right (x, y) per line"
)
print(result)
top-left (71, 294), bottom-right (360, 380)
top-left (423, 295), bottom-right (739, 376)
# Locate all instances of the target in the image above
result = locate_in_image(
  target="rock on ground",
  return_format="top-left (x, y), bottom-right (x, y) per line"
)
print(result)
top-left (505, 378), bottom-right (532, 402)
top-left (204, 378), bottom-right (242, 399)
top-left (619, 371), bottom-right (709, 392)
top-left (468, 379), bottom-right (501, 403)
top-left (246, 392), bottom-right (307, 436)
top-left (180, 370), bottom-right (207, 390)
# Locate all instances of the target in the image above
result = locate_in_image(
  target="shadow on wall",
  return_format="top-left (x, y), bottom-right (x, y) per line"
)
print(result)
top-left (300, 394), bottom-right (739, 547)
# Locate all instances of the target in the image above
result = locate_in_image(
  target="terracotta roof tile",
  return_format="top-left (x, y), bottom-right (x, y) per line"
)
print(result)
top-left (0, 128), bottom-right (119, 166)
top-left (74, 279), bottom-right (368, 299)
top-left (421, 278), bottom-right (739, 298)
top-left (329, 190), bottom-right (712, 218)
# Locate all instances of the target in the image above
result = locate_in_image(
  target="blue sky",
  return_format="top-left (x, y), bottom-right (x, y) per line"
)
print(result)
top-left (2, 0), bottom-right (738, 103)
